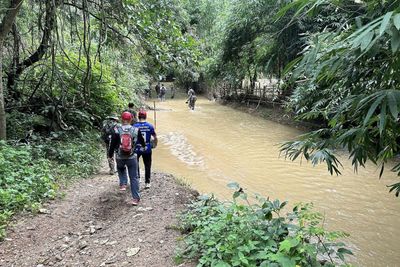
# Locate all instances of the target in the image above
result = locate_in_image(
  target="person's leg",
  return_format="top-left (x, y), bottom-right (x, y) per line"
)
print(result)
top-left (105, 141), bottom-right (114, 174)
top-left (116, 159), bottom-right (128, 187)
top-left (143, 152), bottom-right (152, 184)
top-left (108, 157), bottom-right (115, 174)
top-left (126, 158), bottom-right (140, 201)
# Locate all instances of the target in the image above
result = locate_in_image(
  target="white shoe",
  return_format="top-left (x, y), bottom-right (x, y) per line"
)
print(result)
top-left (145, 183), bottom-right (151, 189)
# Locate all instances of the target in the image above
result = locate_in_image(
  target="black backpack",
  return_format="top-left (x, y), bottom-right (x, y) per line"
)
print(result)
top-left (101, 120), bottom-right (116, 142)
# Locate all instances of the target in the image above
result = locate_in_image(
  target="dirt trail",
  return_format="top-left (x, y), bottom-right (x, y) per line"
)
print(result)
top-left (0, 161), bottom-right (197, 267)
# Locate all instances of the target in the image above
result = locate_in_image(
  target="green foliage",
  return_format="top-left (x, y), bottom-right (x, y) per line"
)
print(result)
top-left (0, 132), bottom-right (102, 239)
top-left (0, 142), bottom-right (56, 239)
top-left (177, 184), bottom-right (352, 267)
top-left (279, 0), bottom-right (400, 196)
top-left (4, 0), bottom-right (201, 139)
top-left (31, 132), bottom-right (103, 180)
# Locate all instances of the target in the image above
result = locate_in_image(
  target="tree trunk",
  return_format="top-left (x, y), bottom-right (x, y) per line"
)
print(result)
top-left (0, 45), bottom-right (5, 140)
top-left (0, 0), bottom-right (24, 140)
top-left (6, 23), bottom-right (20, 100)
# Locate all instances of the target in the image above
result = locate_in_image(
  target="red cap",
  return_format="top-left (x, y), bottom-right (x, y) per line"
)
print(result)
top-left (121, 111), bottom-right (133, 121)
top-left (138, 110), bottom-right (147, 119)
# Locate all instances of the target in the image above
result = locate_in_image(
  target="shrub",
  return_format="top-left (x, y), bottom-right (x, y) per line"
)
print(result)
top-left (177, 183), bottom-right (353, 267)
top-left (0, 131), bottom-right (103, 239)
top-left (0, 142), bottom-right (56, 238)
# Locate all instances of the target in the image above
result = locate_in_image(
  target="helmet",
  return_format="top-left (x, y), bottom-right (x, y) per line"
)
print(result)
top-left (121, 111), bottom-right (133, 121)
top-left (138, 110), bottom-right (147, 119)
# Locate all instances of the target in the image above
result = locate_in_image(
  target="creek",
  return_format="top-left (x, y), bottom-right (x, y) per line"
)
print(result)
top-left (148, 97), bottom-right (400, 266)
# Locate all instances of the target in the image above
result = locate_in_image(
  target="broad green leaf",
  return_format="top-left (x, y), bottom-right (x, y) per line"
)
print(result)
top-left (270, 253), bottom-right (296, 267)
top-left (279, 238), bottom-right (299, 253)
top-left (391, 28), bottom-right (400, 53)
top-left (213, 261), bottom-right (231, 267)
top-left (379, 12), bottom-right (393, 36)
top-left (361, 31), bottom-right (374, 51)
top-left (363, 95), bottom-right (385, 125)
top-left (387, 91), bottom-right (399, 119)
top-left (393, 13), bottom-right (400, 30)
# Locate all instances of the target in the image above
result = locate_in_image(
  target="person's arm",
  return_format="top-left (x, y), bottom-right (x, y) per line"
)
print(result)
top-left (151, 127), bottom-right (158, 146)
top-left (137, 129), bottom-right (146, 148)
top-left (108, 130), bottom-right (118, 158)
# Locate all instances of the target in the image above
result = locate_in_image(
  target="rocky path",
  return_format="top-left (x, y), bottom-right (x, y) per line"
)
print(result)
top-left (0, 163), bottom-right (197, 267)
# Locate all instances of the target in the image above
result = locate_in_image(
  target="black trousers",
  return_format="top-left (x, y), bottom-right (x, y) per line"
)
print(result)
top-left (137, 152), bottom-right (152, 184)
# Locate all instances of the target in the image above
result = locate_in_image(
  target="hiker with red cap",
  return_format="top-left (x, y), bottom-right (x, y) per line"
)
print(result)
top-left (134, 109), bottom-right (158, 189)
top-left (108, 111), bottom-right (146, 205)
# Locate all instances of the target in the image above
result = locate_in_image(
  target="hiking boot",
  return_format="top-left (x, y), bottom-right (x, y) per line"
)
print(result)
top-left (130, 199), bottom-right (140, 206)
top-left (119, 185), bottom-right (127, 191)
top-left (145, 183), bottom-right (151, 189)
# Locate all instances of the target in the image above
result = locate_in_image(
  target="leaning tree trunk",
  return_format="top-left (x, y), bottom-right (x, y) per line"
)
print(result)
top-left (0, 0), bottom-right (24, 140)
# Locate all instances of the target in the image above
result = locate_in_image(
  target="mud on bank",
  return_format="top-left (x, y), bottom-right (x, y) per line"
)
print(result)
top-left (0, 163), bottom-right (198, 267)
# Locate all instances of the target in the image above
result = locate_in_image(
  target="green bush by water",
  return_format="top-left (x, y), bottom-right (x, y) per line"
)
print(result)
top-left (0, 132), bottom-right (102, 239)
top-left (177, 183), bottom-right (353, 267)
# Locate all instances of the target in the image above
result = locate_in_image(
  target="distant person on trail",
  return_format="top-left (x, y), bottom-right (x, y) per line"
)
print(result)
top-left (125, 102), bottom-right (137, 124)
top-left (134, 110), bottom-right (158, 189)
top-left (187, 88), bottom-right (195, 98)
top-left (159, 84), bottom-right (166, 101)
top-left (108, 112), bottom-right (146, 206)
top-left (102, 114), bottom-right (119, 175)
top-left (144, 87), bottom-right (151, 99)
top-left (186, 88), bottom-right (197, 110)
top-left (155, 82), bottom-right (160, 97)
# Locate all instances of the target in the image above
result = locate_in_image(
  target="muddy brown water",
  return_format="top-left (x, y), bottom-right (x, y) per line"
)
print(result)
top-left (148, 97), bottom-right (400, 266)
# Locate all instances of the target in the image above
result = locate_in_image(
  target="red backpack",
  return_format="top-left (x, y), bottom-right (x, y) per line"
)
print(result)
top-left (117, 126), bottom-right (138, 156)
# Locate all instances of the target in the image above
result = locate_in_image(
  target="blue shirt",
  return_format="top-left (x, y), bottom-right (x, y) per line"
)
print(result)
top-left (134, 121), bottom-right (155, 154)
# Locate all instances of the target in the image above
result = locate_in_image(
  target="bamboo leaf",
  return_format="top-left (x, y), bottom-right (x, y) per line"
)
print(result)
top-left (379, 12), bottom-right (393, 36)
top-left (363, 95), bottom-right (385, 125)
top-left (391, 28), bottom-right (400, 53)
top-left (379, 101), bottom-right (387, 135)
top-left (361, 31), bottom-right (374, 51)
top-left (387, 91), bottom-right (399, 119)
top-left (393, 13), bottom-right (400, 30)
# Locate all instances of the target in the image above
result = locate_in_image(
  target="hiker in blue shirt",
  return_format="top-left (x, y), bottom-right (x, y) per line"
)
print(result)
top-left (134, 109), bottom-right (158, 189)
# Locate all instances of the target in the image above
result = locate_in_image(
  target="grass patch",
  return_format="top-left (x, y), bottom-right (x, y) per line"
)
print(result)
top-left (175, 176), bottom-right (192, 188)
